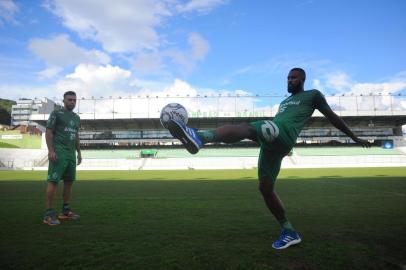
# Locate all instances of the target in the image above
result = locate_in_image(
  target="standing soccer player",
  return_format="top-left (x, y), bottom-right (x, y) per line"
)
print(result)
top-left (167, 68), bottom-right (371, 249)
top-left (43, 91), bottom-right (82, 226)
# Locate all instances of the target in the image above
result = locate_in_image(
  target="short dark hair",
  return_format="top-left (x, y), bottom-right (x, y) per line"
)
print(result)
top-left (63, 91), bottom-right (76, 99)
top-left (290, 68), bottom-right (306, 81)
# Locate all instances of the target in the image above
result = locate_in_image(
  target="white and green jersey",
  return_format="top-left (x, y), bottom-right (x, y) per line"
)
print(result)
top-left (273, 89), bottom-right (329, 147)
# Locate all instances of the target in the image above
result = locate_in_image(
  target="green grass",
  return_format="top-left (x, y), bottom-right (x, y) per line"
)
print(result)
top-left (1, 168), bottom-right (405, 270)
top-left (0, 141), bottom-right (19, 148)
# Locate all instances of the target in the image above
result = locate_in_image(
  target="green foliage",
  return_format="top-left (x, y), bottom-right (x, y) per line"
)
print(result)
top-left (0, 98), bottom-right (15, 114)
top-left (0, 98), bottom-right (15, 125)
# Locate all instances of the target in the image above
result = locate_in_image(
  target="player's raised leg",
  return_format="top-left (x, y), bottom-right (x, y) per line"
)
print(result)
top-left (199, 123), bottom-right (257, 143)
top-left (167, 120), bottom-right (203, 154)
top-left (167, 120), bottom-right (257, 154)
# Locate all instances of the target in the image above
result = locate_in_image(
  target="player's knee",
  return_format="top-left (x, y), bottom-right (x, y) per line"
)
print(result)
top-left (259, 178), bottom-right (275, 196)
top-left (239, 122), bottom-right (257, 140)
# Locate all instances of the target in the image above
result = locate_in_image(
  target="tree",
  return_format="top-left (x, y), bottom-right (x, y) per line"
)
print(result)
top-left (0, 98), bottom-right (16, 125)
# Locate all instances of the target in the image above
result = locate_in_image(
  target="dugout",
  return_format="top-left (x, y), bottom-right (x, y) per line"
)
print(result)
top-left (140, 149), bottom-right (158, 158)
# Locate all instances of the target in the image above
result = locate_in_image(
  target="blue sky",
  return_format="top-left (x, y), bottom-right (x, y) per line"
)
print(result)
top-left (1, 0), bottom-right (406, 102)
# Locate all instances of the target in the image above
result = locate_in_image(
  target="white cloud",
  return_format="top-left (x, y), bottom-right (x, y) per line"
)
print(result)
top-left (8, 63), bottom-right (406, 117)
top-left (176, 0), bottom-right (227, 13)
top-left (8, 64), bottom-right (133, 117)
top-left (29, 34), bottom-right (110, 69)
top-left (65, 64), bottom-right (131, 82)
top-left (221, 54), bottom-right (334, 88)
top-left (44, 0), bottom-right (172, 53)
top-left (351, 82), bottom-right (406, 95)
top-left (6, 57), bottom-right (406, 114)
top-left (0, 0), bottom-right (19, 26)
top-left (37, 66), bottom-right (63, 79)
top-left (42, 1), bottom-right (219, 76)
top-left (391, 71), bottom-right (406, 82)
top-left (234, 66), bottom-right (253, 75)
top-left (0, 84), bottom-right (53, 100)
top-left (48, 64), bottom-right (255, 116)
top-left (295, 0), bottom-right (314, 8)
top-left (56, 64), bottom-right (132, 98)
top-left (9, 61), bottom-right (249, 104)
top-left (126, 78), bottom-right (258, 117)
top-left (316, 70), bottom-right (406, 111)
top-left (159, 78), bottom-right (198, 96)
top-left (165, 32), bottom-right (210, 72)
top-left (318, 70), bottom-right (406, 96)
top-left (325, 72), bottom-right (353, 91)
top-left (188, 32), bottom-right (210, 60)
top-left (166, 49), bottom-right (194, 72)
top-left (312, 79), bottom-right (322, 90)
top-left (132, 32), bottom-right (210, 73)
top-left (132, 52), bottom-right (165, 74)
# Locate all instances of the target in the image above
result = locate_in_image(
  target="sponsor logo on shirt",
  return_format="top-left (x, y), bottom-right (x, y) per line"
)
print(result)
top-left (277, 100), bottom-right (301, 114)
top-left (64, 127), bottom-right (77, 133)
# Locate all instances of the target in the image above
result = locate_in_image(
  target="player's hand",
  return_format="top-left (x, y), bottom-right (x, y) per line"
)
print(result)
top-left (48, 150), bottom-right (57, 161)
top-left (354, 137), bottom-right (371, 148)
top-left (77, 154), bottom-right (82, 165)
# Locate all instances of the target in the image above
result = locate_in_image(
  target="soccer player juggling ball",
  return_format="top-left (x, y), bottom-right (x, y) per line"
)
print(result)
top-left (167, 68), bottom-right (371, 249)
top-left (43, 91), bottom-right (81, 226)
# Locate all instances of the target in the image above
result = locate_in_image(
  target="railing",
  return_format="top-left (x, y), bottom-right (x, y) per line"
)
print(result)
top-left (30, 94), bottom-right (406, 120)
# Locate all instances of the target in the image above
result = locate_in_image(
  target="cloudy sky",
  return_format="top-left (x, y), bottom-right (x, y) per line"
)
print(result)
top-left (1, 0), bottom-right (406, 105)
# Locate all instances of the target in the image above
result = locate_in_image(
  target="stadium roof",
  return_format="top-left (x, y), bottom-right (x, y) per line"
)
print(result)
top-left (29, 94), bottom-right (406, 130)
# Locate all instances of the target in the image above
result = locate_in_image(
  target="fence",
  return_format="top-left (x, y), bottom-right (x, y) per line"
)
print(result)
top-left (30, 94), bottom-right (406, 120)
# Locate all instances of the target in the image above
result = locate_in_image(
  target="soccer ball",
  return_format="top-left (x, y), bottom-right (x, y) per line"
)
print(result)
top-left (160, 103), bottom-right (188, 129)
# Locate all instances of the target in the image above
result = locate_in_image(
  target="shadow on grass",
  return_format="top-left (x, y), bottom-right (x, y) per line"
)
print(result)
top-left (0, 177), bottom-right (405, 270)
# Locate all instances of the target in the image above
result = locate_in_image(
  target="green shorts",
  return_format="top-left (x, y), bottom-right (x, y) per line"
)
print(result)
top-left (249, 120), bottom-right (292, 181)
top-left (47, 156), bottom-right (76, 182)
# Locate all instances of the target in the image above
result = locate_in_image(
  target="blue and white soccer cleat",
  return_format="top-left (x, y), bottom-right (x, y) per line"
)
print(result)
top-left (58, 209), bottom-right (80, 220)
top-left (167, 119), bottom-right (203, 154)
top-left (272, 229), bottom-right (302, 249)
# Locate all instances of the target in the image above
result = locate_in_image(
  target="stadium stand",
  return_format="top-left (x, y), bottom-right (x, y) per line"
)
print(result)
top-left (0, 149), bottom-right (47, 168)
top-left (2, 147), bottom-right (404, 170)
top-left (1, 146), bottom-right (405, 170)
top-left (1, 94), bottom-right (404, 170)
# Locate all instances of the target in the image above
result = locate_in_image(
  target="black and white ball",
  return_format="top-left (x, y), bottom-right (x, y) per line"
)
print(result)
top-left (160, 103), bottom-right (188, 129)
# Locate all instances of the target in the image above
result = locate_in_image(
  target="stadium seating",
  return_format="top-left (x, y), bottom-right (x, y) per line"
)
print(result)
top-left (77, 147), bottom-right (406, 169)
top-left (0, 149), bottom-right (47, 168)
top-left (1, 147), bottom-right (405, 170)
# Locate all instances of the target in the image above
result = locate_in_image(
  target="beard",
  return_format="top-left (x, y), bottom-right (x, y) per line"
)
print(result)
top-left (288, 83), bottom-right (302, 94)
top-left (65, 104), bottom-right (75, 111)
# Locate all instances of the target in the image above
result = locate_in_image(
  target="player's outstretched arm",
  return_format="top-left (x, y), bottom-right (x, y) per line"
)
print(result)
top-left (318, 106), bottom-right (371, 148)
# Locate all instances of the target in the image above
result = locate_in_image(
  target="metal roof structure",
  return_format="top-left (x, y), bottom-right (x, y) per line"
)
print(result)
top-left (30, 94), bottom-right (406, 131)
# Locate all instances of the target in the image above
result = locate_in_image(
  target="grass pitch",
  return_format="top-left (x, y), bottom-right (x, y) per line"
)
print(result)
top-left (0, 167), bottom-right (405, 270)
